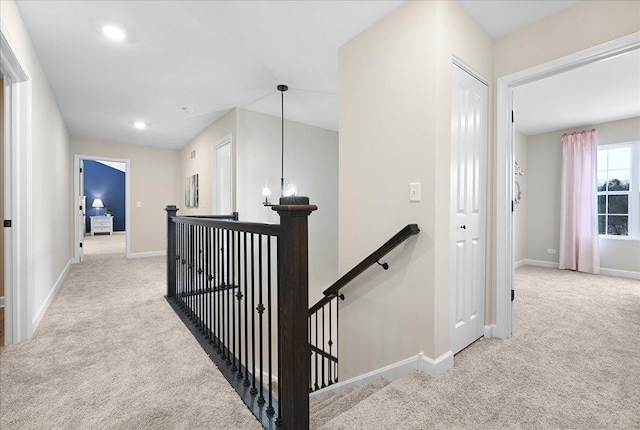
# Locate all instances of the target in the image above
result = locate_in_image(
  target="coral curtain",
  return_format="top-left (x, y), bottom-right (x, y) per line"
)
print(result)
top-left (559, 129), bottom-right (600, 274)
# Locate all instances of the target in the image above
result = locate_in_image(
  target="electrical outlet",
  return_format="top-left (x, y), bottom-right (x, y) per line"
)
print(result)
top-left (547, 248), bottom-right (557, 254)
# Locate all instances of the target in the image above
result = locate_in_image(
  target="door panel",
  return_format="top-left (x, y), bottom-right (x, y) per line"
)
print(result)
top-left (451, 63), bottom-right (488, 354)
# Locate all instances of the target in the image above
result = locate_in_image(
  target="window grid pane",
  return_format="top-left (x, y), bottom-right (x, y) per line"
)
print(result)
top-left (597, 145), bottom-right (635, 237)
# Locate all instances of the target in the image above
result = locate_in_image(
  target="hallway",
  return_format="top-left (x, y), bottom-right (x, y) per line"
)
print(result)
top-left (0, 236), bottom-right (262, 429)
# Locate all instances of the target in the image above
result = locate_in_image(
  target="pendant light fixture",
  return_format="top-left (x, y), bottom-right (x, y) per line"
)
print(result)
top-left (263, 84), bottom-right (296, 206)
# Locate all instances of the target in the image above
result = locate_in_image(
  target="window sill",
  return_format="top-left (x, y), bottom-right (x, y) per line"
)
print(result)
top-left (598, 235), bottom-right (640, 241)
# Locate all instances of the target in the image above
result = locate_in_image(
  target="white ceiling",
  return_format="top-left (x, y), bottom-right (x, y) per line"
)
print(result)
top-left (457, 1), bottom-right (582, 39)
top-left (15, 1), bottom-right (407, 149)
top-left (514, 49), bottom-right (640, 136)
top-left (16, 0), bottom-right (625, 150)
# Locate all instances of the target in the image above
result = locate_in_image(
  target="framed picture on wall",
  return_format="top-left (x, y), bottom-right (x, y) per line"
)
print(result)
top-left (185, 174), bottom-right (199, 208)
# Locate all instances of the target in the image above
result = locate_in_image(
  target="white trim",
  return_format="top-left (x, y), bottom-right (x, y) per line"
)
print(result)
top-left (495, 32), bottom-right (640, 341)
top-left (417, 351), bottom-right (454, 378)
top-left (452, 55), bottom-right (489, 86)
top-left (517, 261), bottom-right (639, 279)
top-left (484, 324), bottom-right (496, 338)
top-left (74, 154), bottom-right (131, 260)
top-left (211, 134), bottom-right (234, 215)
top-left (31, 258), bottom-right (72, 330)
top-left (128, 250), bottom-right (166, 259)
top-left (309, 351), bottom-right (454, 398)
top-left (599, 268), bottom-right (640, 280)
top-left (514, 259), bottom-right (526, 268)
top-left (1, 20), bottom-right (33, 344)
top-left (522, 259), bottom-right (560, 269)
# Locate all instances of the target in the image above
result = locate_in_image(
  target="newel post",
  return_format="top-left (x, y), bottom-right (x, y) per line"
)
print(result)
top-left (165, 205), bottom-right (179, 298)
top-left (272, 196), bottom-right (317, 430)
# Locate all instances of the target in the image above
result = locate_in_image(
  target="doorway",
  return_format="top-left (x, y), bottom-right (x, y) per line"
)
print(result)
top-left (74, 155), bottom-right (131, 261)
top-left (494, 32), bottom-right (640, 339)
top-left (211, 134), bottom-right (233, 215)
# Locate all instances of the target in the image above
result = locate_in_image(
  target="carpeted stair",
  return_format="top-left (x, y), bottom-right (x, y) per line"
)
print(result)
top-left (310, 376), bottom-right (391, 429)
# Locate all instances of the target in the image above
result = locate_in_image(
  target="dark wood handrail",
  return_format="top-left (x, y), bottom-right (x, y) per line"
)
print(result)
top-left (309, 344), bottom-right (338, 363)
top-left (310, 224), bottom-right (419, 314)
top-left (171, 215), bottom-right (280, 236)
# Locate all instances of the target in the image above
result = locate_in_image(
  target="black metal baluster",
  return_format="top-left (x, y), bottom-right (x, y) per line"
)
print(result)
top-left (277, 239), bottom-right (282, 424)
top-left (336, 295), bottom-right (340, 383)
top-left (207, 227), bottom-right (213, 342)
top-left (215, 228), bottom-right (222, 353)
top-left (250, 233), bottom-right (258, 396)
top-left (231, 229), bottom-right (237, 372)
top-left (176, 222), bottom-right (181, 306)
top-left (189, 225), bottom-right (194, 320)
top-left (314, 311), bottom-right (319, 391)
top-left (266, 235), bottom-right (274, 416)
top-left (199, 225), bottom-right (205, 333)
top-left (221, 228), bottom-right (227, 360)
top-left (243, 232), bottom-right (250, 387)
top-left (226, 229), bottom-right (232, 366)
top-left (309, 315), bottom-right (312, 392)
top-left (328, 300), bottom-right (333, 385)
top-left (322, 305), bottom-right (326, 388)
top-left (216, 229), bottom-right (222, 358)
top-left (236, 230), bottom-right (243, 379)
top-left (257, 235), bottom-right (265, 405)
top-left (197, 225), bottom-right (202, 330)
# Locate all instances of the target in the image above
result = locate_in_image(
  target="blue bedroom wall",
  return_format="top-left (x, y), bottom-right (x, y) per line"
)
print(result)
top-left (84, 160), bottom-right (126, 232)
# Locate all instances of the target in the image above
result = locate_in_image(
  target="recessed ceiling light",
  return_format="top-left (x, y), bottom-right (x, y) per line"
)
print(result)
top-left (103, 25), bottom-right (126, 41)
top-left (134, 121), bottom-right (147, 130)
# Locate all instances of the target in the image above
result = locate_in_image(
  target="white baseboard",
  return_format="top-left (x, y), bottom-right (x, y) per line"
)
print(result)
top-left (309, 351), bottom-right (454, 398)
top-left (417, 351), bottom-right (454, 378)
top-left (514, 259), bottom-right (526, 268)
top-left (127, 250), bottom-right (166, 259)
top-left (484, 324), bottom-right (496, 338)
top-left (31, 258), bottom-right (72, 330)
top-left (600, 268), bottom-right (640, 280)
top-left (522, 259), bottom-right (559, 269)
top-left (520, 260), bottom-right (639, 280)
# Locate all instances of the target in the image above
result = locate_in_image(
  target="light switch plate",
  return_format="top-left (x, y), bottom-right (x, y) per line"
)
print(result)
top-left (409, 182), bottom-right (421, 202)
top-left (136, 201), bottom-right (142, 207)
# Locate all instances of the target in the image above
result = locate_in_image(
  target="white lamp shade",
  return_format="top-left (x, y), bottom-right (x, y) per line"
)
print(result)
top-left (92, 198), bottom-right (104, 208)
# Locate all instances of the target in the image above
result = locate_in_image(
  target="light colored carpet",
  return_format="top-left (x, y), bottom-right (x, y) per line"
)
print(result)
top-left (0, 235), bottom-right (262, 430)
top-left (2, 240), bottom-right (639, 429)
top-left (315, 266), bottom-right (640, 429)
top-left (83, 233), bottom-right (126, 256)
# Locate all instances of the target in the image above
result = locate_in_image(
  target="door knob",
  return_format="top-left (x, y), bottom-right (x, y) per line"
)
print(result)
top-left (459, 225), bottom-right (466, 229)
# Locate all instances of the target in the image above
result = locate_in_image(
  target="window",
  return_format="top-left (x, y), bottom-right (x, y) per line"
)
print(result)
top-left (597, 142), bottom-right (640, 238)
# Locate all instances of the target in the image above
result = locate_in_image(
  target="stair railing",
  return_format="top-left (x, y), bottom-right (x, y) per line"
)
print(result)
top-left (308, 224), bottom-right (420, 392)
top-left (165, 197), bottom-right (316, 430)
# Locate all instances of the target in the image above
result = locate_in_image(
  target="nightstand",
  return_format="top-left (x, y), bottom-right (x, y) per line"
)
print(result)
top-left (90, 216), bottom-right (113, 236)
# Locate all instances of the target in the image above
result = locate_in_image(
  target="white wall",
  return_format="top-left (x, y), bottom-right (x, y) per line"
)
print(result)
top-left (178, 109), bottom-right (236, 216)
top-left (71, 137), bottom-right (180, 254)
top-left (338, 0), bottom-right (492, 379)
top-left (513, 132), bottom-right (527, 265)
top-left (1, 0), bottom-right (73, 338)
top-left (178, 107), bottom-right (339, 304)
top-left (525, 117), bottom-right (640, 274)
top-left (235, 108), bottom-right (338, 303)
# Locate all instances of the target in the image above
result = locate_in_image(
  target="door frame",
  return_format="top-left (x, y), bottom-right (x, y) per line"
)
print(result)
top-left (494, 31), bottom-right (640, 339)
top-left (73, 154), bottom-right (131, 261)
top-left (1, 21), bottom-right (33, 344)
top-left (211, 134), bottom-right (234, 215)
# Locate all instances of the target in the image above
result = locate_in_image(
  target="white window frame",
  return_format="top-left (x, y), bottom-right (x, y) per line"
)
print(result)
top-left (597, 141), bottom-right (640, 239)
